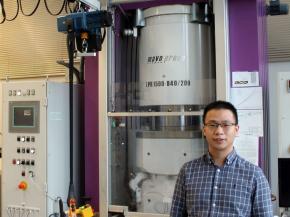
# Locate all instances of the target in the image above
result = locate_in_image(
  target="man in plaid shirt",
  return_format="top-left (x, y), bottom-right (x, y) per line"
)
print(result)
top-left (170, 100), bottom-right (273, 217)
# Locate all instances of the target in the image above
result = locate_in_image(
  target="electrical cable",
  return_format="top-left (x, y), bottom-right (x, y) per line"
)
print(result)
top-left (68, 32), bottom-right (74, 187)
top-left (66, 0), bottom-right (75, 13)
top-left (1, 0), bottom-right (67, 22)
top-left (19, 0), bottom-right (40, 16)
top-left (65, 1), bottom-right (69, 14)
top-left (101, 27), bottom-right (106, 44)
top-left (60, 31), bottom-right (83, 84)
top-left (6, 0), bottom-right (19, 21)
top-left (0, 0), bottom-right (6, 24)
top-left (79, 56), bottom-right (85, 84)
top-left (66, 30), bottom-right (77, 207)
top-left (44, 0), bottom-right (66, 16)
top-left (65, 0), bottom-right (78, 14)
top-left (56, 60), bottom-right (81, 83)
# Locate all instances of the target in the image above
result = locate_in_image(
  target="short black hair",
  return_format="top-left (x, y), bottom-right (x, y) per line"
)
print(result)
top-left (202, 100), bottom-right (238, 124)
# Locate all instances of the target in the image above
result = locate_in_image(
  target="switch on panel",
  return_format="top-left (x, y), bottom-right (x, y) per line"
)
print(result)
top-left (18, 181), bottom-right (28, 190)
top-left (30, 148), bottom-right (35, 154)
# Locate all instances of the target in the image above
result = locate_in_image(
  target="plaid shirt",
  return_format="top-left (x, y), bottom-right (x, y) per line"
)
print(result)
top-left (170, 150), bottom-right (273, 217)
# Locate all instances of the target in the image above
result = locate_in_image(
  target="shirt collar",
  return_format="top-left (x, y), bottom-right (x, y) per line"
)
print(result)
top-left (204, 148), bottom-right (237, 166)
top-left (225, 148), bottom-right (237, 165)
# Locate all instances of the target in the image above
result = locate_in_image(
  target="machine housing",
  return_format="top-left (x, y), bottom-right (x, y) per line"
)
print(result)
top-left (1, 81), bottom-right (84, 217)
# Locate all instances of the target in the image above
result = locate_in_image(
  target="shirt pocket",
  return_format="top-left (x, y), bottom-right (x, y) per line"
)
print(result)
top-left (227, 181), bottom-right (252, 212)
top-left (221, 180), bottom-right (251, 213)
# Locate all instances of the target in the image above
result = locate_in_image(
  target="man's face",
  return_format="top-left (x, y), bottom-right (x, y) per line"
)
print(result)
top-left (203, 109), bottom-right (239, 155)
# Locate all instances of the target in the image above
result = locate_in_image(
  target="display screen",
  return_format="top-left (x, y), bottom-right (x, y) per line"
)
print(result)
top-left (278, 158), bottom-right (290, 207)
top-left (9, 101), bottom-right (40, 133)
top-left (13, 106), bottom-right (35, 127)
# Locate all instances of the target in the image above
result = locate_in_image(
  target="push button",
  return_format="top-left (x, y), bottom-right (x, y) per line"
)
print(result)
top-left (30, 148), bottom-right (35, 154)
top-left (18, 181), bottom-right (28, 190)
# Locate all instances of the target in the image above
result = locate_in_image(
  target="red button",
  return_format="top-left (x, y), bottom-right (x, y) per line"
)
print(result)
top-left (18, 181), bottom-right (27, 190)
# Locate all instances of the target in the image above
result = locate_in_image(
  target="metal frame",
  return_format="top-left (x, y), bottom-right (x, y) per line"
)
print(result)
top-left (108, 111), bottom-right (203, 117)
top-left (98, 1), bottom-right (231, 216)
top-left (99, 11), bottom-right (110, 217)
top-left (213, 0), bottom-right (231, 101)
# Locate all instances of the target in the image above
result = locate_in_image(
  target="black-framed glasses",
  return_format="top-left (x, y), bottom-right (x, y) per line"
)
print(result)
top-left (204, 122), bottom-right (237, 131)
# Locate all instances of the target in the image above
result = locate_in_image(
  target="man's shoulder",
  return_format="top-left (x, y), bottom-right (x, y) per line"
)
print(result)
top-left (235, 154), bottom-right (265, 176)
top-left (182, 155), bottom-right (205, 170)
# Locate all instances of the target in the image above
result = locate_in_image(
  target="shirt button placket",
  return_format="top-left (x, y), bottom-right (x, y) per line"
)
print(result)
top-left (211, 168), bottom-right (221, 215)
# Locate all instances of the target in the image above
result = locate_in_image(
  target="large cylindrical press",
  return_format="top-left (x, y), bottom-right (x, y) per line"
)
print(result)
top-left (107, 3), bottom-right (216, 216)
top-left (139, 4), bottom-right (215, 106)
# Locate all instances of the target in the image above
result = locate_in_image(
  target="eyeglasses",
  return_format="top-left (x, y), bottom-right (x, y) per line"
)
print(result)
top-left (204, 122), bottom-right (237, 131)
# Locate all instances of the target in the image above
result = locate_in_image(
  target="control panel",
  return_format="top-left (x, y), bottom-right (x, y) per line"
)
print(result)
top-left (12, 136), bottom-right (36, 177)
top-left (2, 81), bottom-right (71, 217)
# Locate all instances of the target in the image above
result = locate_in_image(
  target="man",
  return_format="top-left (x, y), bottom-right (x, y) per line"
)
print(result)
top-left (170, 100), bottom-right (273, 217)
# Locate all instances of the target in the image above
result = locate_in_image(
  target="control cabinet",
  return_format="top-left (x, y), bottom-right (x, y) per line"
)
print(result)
top-left (1, 81), bottom-right (82, 217)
